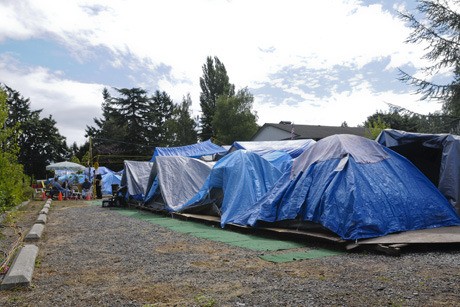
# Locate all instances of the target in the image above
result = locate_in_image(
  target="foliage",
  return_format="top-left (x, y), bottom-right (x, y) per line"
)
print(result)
top-left (364, 115), bottom-right (390, 140)
top-left (199, 56), bottom-right (235, 140)
top-left (86, 87), bottom-right (176, 169)
top-left (398, 0), bottom-right (460, 131)
top-left (148, 90), bottom-right (174, 146)
top-left (0, 89), bottom-right (27, 212)
top-left (212, 88), bottom-right (259, 145)
top-left (1, 84), bottom-right (69, 179)
top-left (364, 110), bottom-right (420, 133)
top-left (164, 93), bottom-right (198, 146)
top-left (365, 104), bottom-right (459, 134)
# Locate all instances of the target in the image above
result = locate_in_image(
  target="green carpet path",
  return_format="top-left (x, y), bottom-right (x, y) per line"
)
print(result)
top-left (96, 202), bottom-right (343, 261)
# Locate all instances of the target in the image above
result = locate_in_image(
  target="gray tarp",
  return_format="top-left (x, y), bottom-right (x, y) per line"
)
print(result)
top-left (155, 156), bottom-right (214, 211)
top-left (120, 160), bottom-right (154, 199)
top-left (377, 129), bottom-right (460, 213)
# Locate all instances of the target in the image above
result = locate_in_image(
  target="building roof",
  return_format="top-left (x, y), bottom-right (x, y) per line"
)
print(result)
top-left (252, 123), bottom-right (368, 141)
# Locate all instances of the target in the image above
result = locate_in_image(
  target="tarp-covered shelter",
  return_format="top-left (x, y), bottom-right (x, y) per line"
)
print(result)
top-left (144, 140), bottom-right (225, 205)
top-left (150, 139), bottom-right (227, 161)
top-left (179, 150), bottom-right (284, 224)
top-left (101, 171), bottom-right (122, 195)
top-left (376, 129), bottom-right (460, 213)
top-left (228, 139), bottom-right (316, 158)
top-left (120, 160), bottom-right (154, 201)
top-left (144, 156), bottom-right (215, 211)
top-left (246, 134), bottom-right (460, 240)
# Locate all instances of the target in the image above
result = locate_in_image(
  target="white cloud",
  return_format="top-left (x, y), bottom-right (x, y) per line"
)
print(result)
top-left (0, 0), bottom-right (446, 146)
top-left (0, 56), bottom-right (104, 145)
top-left (253, 80), bottom-right (441, 127)
top-left (0, 0), bottom-right (428, 83)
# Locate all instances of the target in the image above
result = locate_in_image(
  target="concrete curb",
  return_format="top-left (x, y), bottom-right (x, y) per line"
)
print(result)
top-left (36, 213), bottom-right (47, 224)
top-left (24, 224), bottom-right (45, 242)
top-left (0, 245), bottom-right (39, 289)
top-left (40, 207), bottom-right (49, 215)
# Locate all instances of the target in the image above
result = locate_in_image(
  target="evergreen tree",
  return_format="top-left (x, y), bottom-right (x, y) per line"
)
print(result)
top-left (87, 87), bottom-right (153, 160)
top-left (212, 88), bottom-right (258, 145)
top-left (199, 56), bottom-right (235, 140)
top-left (148, 90), bottom-right (174, 147)
top-left (1, 84), bottom-right (69, 179)
top-left (164, 94), bottom-right (198, 146)
top-left (398, 0), bottom-right (460, 130)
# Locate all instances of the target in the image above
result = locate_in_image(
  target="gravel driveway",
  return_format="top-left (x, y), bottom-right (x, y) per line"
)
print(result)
top-left (1, 200), bottom-right (459, 306)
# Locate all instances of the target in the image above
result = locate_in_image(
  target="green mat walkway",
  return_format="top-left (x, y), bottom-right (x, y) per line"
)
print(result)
top-left (99, 203), bottom-right (344, 262)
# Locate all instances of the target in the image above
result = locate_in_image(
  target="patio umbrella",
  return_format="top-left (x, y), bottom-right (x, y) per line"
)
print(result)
top-left (46, 161), bottom-right (86, 172)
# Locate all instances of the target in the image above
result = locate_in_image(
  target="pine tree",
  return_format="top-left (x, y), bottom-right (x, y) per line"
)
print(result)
top-left (398, 0), bottom-right (460, 130)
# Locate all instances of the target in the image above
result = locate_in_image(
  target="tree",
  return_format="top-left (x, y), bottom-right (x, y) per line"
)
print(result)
top-left (364, 110), bottom-right (420, 132)
top-left (87, 87), bottom-right (154, 161)
top-left (212, 88), bottom-right (259, 145)
top-left (398, 0), bottom-right (460, 130)
top-left (87, 87), bottom-right (176, 169)
top-left (1, 84), bottom-right (69, 179)
top-left (199, 56), bottom-right (235, 140)
top-left (364, 116), bottom-right (390, 140)
top-left (0, 89), bottom-right (27, 211)
top-left (148, 90), bottom-right (174, 147)
top-left (164, 94), bottom-right (198, 146)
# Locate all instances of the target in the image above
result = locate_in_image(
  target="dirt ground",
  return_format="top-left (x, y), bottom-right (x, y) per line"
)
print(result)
top-left (1, 200), bottom-right (460, 306)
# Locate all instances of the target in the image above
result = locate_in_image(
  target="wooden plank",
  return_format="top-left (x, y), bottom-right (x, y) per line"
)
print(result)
top-left (357, 226), bottom-right (460, 245)
top-left (173, 212), bottom-right (346, 243)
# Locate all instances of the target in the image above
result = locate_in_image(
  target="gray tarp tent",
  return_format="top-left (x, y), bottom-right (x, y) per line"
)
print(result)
top-left (120, 160), bottom-right (154, 200)
top-left (376, 129), bottom-right (460, 213)
top-left (146, 156), bottom-right (215, 211)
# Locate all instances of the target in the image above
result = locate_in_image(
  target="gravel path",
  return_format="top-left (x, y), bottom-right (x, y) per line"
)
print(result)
top-left (1, 200), bottom-right (460, 306)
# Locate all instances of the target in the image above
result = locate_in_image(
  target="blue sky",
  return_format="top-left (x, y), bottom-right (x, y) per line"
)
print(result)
top-left (0, 0), bottom-right (451, 146)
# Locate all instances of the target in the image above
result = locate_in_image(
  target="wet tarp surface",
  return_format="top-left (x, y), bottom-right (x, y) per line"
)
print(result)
top-left (249, 134), bottom-right (460, 240)
top-left (120, 160), bottom-right (154, 200)
top-left (377, 129), bottom-right (460, 213)
top-left (150, 139), bottom-right (227, 161)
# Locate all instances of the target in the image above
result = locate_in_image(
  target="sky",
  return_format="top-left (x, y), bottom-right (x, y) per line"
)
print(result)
top-left (0, 0), bottom-right (452, 146)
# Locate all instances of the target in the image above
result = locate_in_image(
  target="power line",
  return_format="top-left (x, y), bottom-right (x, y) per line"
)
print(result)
top-left (91, 137), bottom-right (155, 148)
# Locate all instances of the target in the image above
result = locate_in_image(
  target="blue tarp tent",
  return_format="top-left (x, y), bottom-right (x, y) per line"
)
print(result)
top-left (150, 139), bottom-right (227, 161)
top-left (247, 134), bottom-right (460, 240)
top-left (227, 139), bottom-right (316, 173)
top-left (179, 150), bottom-right (285, 226)
top-left (101, 171), bottom-right (122, 195)
top-left (376, 129), bottom-right (460, 213)
top-left (229, 139), bottom-right (316, 158)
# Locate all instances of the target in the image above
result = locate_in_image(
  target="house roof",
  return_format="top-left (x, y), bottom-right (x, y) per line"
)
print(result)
top-left (252, 123), bottom-right (368, 141)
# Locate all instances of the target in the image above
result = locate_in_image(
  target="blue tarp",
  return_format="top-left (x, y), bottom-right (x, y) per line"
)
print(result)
top-left (248, 134), bottom-right (460, 240)
top-left (260, 151), bottom-right (293, 173)
top-left (229, 139), bottom-right (316, 158)
top-left (101, 172), bottom-right (122, 195)
top-left (377, 129), bottom-right (460, 213)
top-left (179, 150), bottom-right (284, 226)
top-left (150, 139), bottom-right (227, 161)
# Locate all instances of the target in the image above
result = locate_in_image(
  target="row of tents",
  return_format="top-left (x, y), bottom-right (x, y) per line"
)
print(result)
top-left (118, 129), bottom-right (460, 241)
